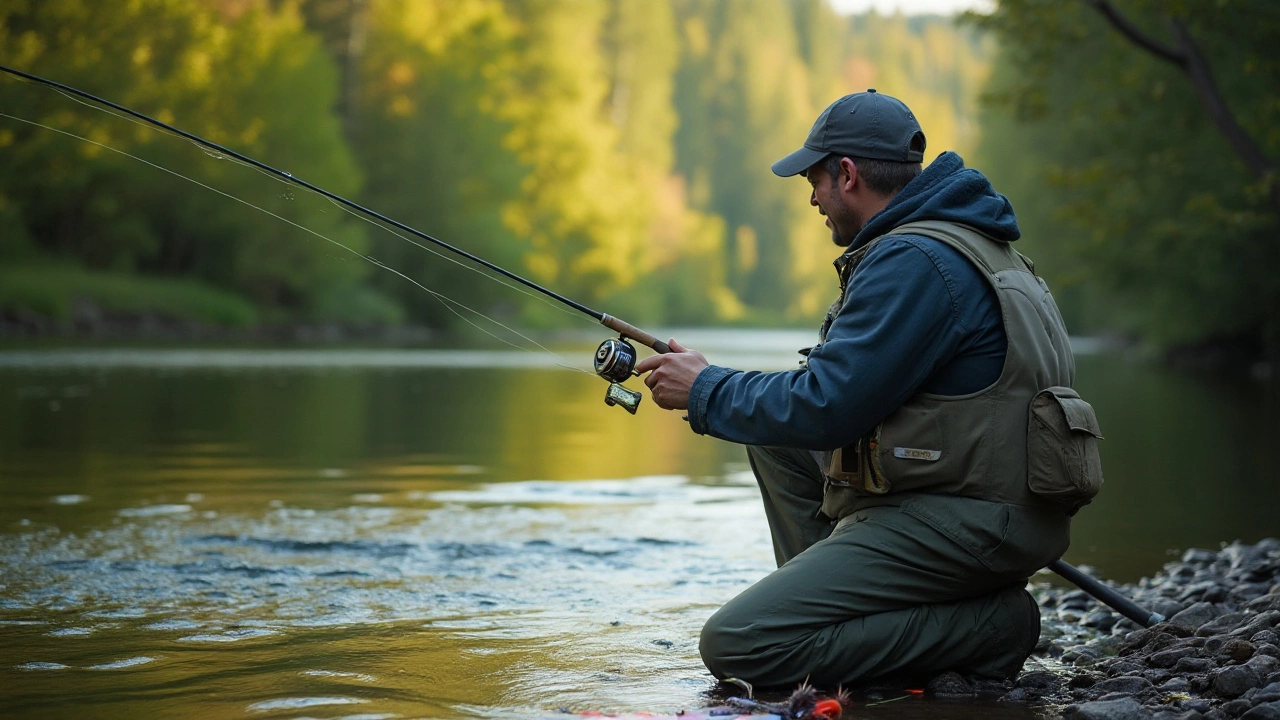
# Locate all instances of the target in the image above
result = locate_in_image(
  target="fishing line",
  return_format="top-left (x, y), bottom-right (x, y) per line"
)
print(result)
top-left (1, 64), bottom-right (675, 414)
top-left (0, 64), bottom-right (604, 319)
top-left (0, 110), bottom-right (592, 375)
top-left (27, 77), bottom-right (591, 324)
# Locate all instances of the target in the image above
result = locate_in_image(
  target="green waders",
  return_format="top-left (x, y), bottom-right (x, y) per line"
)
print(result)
top-left (699, 445), bottom-right (1070, 688)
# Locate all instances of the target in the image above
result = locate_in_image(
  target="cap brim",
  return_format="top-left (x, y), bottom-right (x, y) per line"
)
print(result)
top-left (771, 146), bottom-right (827, 177)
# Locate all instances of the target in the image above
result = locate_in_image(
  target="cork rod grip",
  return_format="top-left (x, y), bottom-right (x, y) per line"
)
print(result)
top-left (599, 315), bottom-right (672, 354)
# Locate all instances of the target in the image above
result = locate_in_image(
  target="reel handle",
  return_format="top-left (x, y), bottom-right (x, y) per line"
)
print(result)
top-left (599, 314), bottom-right (671, 354)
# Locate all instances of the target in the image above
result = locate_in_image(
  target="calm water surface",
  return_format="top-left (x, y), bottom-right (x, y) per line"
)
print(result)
top-left (1, 330), bottom-right (1277, 719)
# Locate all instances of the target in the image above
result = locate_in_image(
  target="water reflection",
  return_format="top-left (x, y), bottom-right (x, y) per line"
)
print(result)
top-left (0, 339), bottom-right (1277, 718)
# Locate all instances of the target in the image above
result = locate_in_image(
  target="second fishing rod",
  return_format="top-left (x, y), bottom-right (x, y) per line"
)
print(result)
top-left (0, 63), bottom-right (667, 413)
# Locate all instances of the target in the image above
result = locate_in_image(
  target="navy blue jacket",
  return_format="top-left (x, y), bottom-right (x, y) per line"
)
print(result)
top-left (687, 152), bottom-right (1016, 450)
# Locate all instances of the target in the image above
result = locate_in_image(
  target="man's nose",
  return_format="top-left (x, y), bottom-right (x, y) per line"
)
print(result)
top-left (810, 189), bottom-right (817, 206)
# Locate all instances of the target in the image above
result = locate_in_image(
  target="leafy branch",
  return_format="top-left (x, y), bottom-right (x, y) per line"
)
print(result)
top-left (1082, 0), bottom-right (1279, 210)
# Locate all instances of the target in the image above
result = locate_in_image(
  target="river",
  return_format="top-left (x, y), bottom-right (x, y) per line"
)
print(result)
top-left (1, 331), bottom-right (1276, 718)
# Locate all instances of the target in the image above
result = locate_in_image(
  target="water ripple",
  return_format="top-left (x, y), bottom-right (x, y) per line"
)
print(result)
top-left (247, 696), bottom-right (368, 712)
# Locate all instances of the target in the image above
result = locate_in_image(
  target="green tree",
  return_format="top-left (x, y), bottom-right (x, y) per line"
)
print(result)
top-left (0, 0), bottom-right (385, 322)
top-left (973, 0), bottom-right (1280, 356)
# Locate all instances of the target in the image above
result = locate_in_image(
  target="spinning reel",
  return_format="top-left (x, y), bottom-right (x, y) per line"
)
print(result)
top-left (594, 336), bottom-right (644, 414)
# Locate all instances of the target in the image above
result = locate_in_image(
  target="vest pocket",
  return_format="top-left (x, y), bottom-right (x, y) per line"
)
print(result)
top-left (820, 429), bottom-right (888, 519)
top-left (1027, 387), bottom-right (1104, 515)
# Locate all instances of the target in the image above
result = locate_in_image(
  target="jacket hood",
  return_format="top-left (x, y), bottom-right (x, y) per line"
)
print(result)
top-left (850, 151), bottom-right (1019, 250)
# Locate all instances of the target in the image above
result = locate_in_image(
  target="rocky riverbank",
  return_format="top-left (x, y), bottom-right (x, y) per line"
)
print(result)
top-left (925, 539), bottom-right (1280, 719)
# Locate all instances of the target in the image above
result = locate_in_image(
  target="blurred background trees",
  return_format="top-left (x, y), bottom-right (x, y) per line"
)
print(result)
top-left (2, 0), bottom-right (1275, 360)
top-left (974, 0), bottom-right (1280, 359)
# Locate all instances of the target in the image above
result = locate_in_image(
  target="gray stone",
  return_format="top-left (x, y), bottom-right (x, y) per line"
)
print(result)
top-left (1161, 677), bottom-right (1192, 692)
top-left (1066, 646), bottom-right (1106, 666)
top-left (1253, 631), bottom-right (1280, 647)
top-left (1224, 542), bottom-right (1270, 570)
top-left (1154, 599), bottom-right (1190, 619)
top-left (1070, 698), bottom-right (1155, 720)
top-left (1256, 682), bottom-right (1280, 703)
top-left (1018, 670), bottom-right (1062, 691)
top-left (1222, 699), bottom-right (1253, 717)
top-left (1241, 702), bottom-right (1280, 720)
top-left (1146, 669), bottom-right (1174, 685)
top-left (1123, 629), bottom-right (1159, 655)
top-left (1215, 665), bottom-right (1264, 698)
top-left (1000, 688), bottom-right (1030, 702)
top-left (1182, 583), bottom-right (1230, 604)
top-left (1087, 611), bottom-right (1121, 631)
top-left (1247, 595), bottom-right (1280, 614)
top-left (1200, 614), bottom-right (1248, 637)
top-left (1146, 633), bottom-right (1183, 655)
top-left (1249, 656), bottom-right (1280, 678)
top-left (1232, 585), bottom-right (1274, 605)
top-left (1150, 712), bottom-right (1194, 720)
top-left (1094, 676), bottom-right (1155, 695)
top-left (927, 670), bottom-right (976, 697)
top-left (1156, 622), bottom-right (1201, 640)
top-left (1234, 613), bottom-right (1280, 639)
top-left (1091, 635), bottom-right (1126, 655)
top-left (1072, 672), bottom-right (1105, 689)
top-left (1177, 656), bottom-right (1219, 673)
top-left (1184, 549), bottom-right (1220, 565)
top-left (1110, 661), bottom-right (1147, 676)
top-left (1175, 603), bottom-right (1227, 632)
top-left (1152, 648), bottom-right (1200, 668)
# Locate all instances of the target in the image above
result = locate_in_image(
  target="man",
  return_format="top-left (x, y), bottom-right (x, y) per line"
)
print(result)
top-left (636, 90), bottom-right (1095, 687)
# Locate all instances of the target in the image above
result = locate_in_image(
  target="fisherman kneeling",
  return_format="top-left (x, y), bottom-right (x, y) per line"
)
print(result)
top-left (636, 91), bottom-right (1101, 687)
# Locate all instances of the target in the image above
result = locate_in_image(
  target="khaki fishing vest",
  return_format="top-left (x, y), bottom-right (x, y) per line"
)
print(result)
top-left (819, 220), bottom-right (1103, 518)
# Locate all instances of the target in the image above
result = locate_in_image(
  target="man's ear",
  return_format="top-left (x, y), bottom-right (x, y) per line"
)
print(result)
top-left (838, 157), bottom-right (858, 192)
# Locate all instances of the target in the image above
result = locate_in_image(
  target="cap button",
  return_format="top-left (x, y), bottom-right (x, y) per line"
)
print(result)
top-left (867, 88), bottom-right (876, 93)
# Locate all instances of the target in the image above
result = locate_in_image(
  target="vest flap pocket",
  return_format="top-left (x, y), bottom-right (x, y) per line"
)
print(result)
top-left (1047, 389), bottom-right (1104, 438)
top-left (1027, 387), bottom-right (1104, 515)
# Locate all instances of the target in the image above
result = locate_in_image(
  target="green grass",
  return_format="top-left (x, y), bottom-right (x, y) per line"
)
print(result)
top-left (0, 263), bottom-right (259, 327)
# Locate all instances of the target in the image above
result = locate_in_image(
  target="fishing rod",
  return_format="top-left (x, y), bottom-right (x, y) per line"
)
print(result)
top-left (0, 63), bottom-right (664, 413)
top-left (2, 64), bottom-right (1168, 631)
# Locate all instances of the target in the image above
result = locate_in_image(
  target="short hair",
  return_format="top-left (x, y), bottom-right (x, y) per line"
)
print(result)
top-left (822, 154), bottom-right (922, 197)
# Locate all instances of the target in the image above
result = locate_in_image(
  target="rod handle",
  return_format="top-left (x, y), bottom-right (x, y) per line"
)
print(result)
top-left (1048, 559), bottom-right (1166, 629)
top-left (600, 315), bottom-right (671, 354)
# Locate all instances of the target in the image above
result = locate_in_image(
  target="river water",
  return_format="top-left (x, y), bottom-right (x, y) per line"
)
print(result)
top-left (1, 331), bottom-right (1277, 719)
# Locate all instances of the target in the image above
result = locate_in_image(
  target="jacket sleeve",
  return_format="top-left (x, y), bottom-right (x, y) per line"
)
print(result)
top-left (686, 236), bottom-right (976, 450)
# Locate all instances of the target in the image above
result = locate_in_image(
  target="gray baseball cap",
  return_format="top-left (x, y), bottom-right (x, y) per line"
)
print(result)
top-left (771, 90), bottom-right (926, 177)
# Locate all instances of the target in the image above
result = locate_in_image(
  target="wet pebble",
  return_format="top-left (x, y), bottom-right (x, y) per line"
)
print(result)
top-left (1241, 701), bottom-right (1280, 720)
top-left (1067, 697), bottom-right (1154, 720)
top-left (926, 670), bottom-right (977, 697)
top-left (1213, 665), bottom-right (1262, 698)
top-left (955, 538), bottom-right (1280, 719)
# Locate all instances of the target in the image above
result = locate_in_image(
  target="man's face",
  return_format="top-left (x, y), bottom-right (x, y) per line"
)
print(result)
top-left (805, 161), bottom-right (859, 247)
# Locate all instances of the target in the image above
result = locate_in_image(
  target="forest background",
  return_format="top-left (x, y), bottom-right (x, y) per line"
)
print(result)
top-left (1, 0), bottom-right (1277, 360)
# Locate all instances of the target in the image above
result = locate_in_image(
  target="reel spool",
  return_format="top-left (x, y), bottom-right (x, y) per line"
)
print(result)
top-left (594, 337), bottom-right (642, 414)
top-left (594, 337), bottom-right (637, 383)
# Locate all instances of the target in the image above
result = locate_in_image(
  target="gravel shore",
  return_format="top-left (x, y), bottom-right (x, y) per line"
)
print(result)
top-left (923, 539), bottom-right (1280, 719)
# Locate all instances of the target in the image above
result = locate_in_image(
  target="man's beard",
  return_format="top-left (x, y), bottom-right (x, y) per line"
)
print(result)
top-left (829, 213), bottom-right (864, 248)
top-left (824, 193), bottom-right (864, 248)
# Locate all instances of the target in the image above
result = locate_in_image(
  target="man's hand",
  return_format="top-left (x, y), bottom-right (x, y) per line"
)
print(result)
top-left (634, 338), bottom-right (708, 411)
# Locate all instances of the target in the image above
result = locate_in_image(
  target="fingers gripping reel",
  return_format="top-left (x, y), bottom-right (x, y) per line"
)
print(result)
top-left (594, 336), bottom-right (642, 413)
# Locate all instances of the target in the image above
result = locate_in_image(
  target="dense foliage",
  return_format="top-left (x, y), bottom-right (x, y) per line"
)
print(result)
top-left (973, 0), bottom-right (1280, 357)
top-left (0, 0), bottom-right (989, 331)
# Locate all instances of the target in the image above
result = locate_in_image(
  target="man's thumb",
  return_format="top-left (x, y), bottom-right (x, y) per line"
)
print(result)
top-left (667, 337), bottom-right (688, 353)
